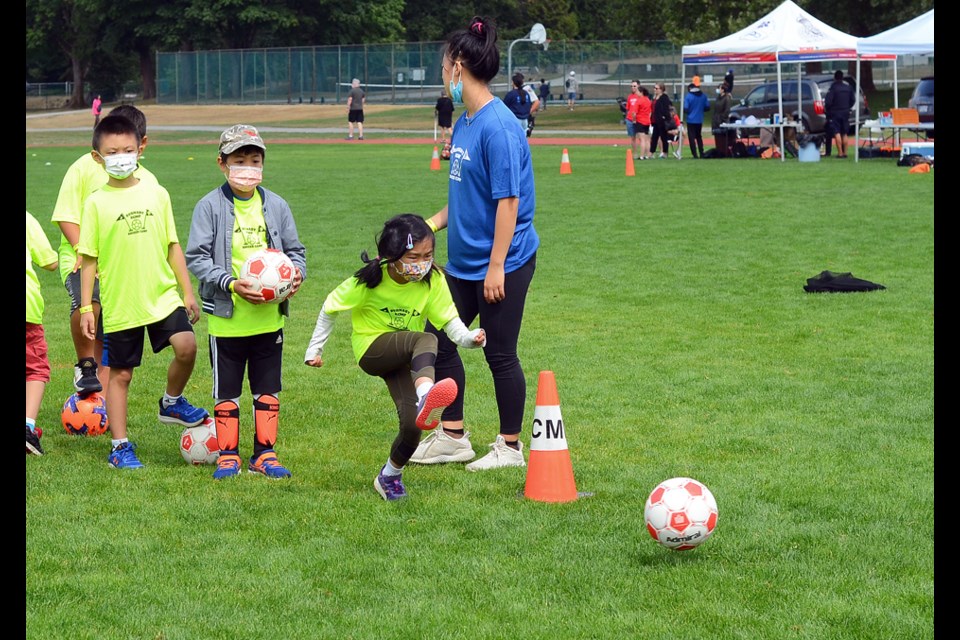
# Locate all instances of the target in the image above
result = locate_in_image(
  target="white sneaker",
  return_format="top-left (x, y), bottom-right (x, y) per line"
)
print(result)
top-left (465, 435), bottom-right (525, 472)
top-left (409, 427), bottom-right (475, 464)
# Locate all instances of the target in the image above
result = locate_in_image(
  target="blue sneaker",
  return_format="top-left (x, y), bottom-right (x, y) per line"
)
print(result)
top-left (212, 453), bottom-right (242, 480)
top-left (158, 396), bottom-right (208, 427)
top-left (108, 442), bottom-right (144, 469)
top-left (248, 450), bottom-right (291, 479)
top-left (374, 467), bottom-right (408, 501)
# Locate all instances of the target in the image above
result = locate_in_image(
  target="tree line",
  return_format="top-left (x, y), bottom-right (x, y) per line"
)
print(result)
top-left (27, 0), bottom-right (932, 108)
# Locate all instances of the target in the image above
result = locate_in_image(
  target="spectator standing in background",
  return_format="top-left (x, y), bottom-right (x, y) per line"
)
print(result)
top-left (435, 90), bottom-right (454, 143)
top-left (538, 78), bottom-right (549, 111)
top-left (565, 71), bottom-right (578, 110)
top-left (824, 70), bottom-right (855, 158)
top-left (346, 79), bottom-right (366, 140)
top-left (711, 82), bottom-right (733, 157)
top-left (92, 95), bottom-right (102, 128)
top-left (682, 79), bottom-right (710, 159)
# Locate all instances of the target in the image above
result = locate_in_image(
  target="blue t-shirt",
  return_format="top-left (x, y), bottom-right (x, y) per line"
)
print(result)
top-left (446, 98), bottom-right (539, 280)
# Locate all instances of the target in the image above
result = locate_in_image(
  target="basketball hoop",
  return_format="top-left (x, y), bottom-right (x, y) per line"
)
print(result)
top-left (529, 23), bottom-right (547, 45)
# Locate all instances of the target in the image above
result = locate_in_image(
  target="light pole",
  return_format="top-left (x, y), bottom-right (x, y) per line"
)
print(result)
top-left (507, 23), bottom-right (548, 84)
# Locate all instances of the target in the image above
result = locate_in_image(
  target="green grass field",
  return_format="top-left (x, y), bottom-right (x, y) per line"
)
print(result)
top-left (25, 135), bottom-right (934, 639)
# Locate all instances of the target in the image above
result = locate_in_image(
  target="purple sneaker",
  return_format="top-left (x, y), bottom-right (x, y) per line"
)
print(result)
top-left (374, 467), bottom-right (408, 501)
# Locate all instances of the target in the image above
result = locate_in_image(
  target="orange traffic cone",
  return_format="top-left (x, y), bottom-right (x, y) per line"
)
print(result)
top-left (430, 146), bottom-right (441, 171)
top-left (560, 148), bottom-right (572, 175)
top-left (524, 371), bottom-right (578, 503)
top-left (625, 149), bottom-right (635, 176)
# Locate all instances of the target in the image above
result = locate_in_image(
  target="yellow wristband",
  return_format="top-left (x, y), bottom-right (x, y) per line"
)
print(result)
top-left (78, 305), bottom-right (93, 314)
top-left (72, 244), bottom-right (80, 252)
top-left (229, 280), bottom-right (236, 292)
top-left (426, 219), bottom-right (438, 232)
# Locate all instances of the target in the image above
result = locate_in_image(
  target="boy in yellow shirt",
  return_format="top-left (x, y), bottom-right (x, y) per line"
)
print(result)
top-left (26, 211), bottom-right (59, 456)
top-left (78, 114), bottom-right (207, 469)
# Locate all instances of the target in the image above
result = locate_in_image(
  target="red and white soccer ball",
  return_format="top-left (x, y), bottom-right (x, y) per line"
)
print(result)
top-left (180, 417), bottom-right (220, 465)
top-left (644, 477), bottom-right (719, 551)
top-left (240, 248), bottom-right (295, 303)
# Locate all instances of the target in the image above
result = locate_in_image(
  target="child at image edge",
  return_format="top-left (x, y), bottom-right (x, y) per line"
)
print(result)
top-left (186, 124), bottom-right (306, 480)
top-left (304, 214), bottom-right (485, 500)
top-left (78, 114), bottom-right (208, 470)
top-left (26, 211), bottom-right (59, 456)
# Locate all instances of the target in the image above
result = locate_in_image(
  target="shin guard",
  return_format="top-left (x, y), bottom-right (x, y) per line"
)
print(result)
top-left (214, 400), bottom-right (240, 453)
top-left (253, 394), bottom-right (279, 449)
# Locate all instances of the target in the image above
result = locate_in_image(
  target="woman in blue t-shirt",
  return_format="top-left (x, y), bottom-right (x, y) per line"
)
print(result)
top-left (412, 15), bottom-right (539, 472)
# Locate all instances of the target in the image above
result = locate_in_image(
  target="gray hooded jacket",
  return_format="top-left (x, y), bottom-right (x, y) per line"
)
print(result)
top-left (185, 183), bottom-right (307, 319)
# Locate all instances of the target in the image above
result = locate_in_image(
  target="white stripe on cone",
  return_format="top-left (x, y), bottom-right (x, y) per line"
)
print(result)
top-left (529, 404), bottom-right (568, 452)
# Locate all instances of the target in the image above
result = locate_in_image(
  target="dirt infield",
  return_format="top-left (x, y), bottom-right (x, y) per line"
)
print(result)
top-left (27, 104), bottom-right (717, 147)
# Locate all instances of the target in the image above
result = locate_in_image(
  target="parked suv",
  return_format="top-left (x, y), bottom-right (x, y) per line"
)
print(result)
top-left (908, 76), bottom-right (933, 136)
top-left (729, 75), bottom-right (869, 136)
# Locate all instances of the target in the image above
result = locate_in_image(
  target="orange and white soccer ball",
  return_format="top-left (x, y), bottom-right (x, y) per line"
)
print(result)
top-left (179, 417), bottom-right (220, 465)
top-left (240, 248), bottom-right (295, 303)
top-left (644, 477), bottom-right (719, 550)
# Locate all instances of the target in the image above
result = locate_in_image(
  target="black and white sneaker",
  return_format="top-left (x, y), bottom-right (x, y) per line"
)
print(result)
top-left (74, 357), bottom-right (102, 397)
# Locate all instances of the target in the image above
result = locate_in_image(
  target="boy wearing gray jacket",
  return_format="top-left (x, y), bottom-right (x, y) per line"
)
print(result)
top-left (185, 124), bottom-right (307, 480)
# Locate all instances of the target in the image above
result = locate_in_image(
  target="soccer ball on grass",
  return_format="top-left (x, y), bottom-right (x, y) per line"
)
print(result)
top-left (180, 417), bottom-right (220, 465)
top-left (644, 477), bottom-right (719, 550)
top-left (240, 248), bottom-right (296, 303)
top-left (61, 392), bottom-right (109, 436)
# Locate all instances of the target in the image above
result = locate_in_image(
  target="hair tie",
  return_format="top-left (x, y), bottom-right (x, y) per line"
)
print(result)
top-left (471, 20), bottom-right (483, 34)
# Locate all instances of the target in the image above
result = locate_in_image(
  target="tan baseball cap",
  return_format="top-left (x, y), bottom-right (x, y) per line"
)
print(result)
top-left (219, 124), bottom-right (266, 155)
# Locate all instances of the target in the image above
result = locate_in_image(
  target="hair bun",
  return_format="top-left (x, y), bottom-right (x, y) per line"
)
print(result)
top-left (470, 19), bottom-right (484, 35)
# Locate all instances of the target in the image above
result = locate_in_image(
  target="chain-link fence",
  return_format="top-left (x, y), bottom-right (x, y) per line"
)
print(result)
top-left (155, 41), bottom-right (933, 107)
top-left (154, 41), bottom-right (694, 106)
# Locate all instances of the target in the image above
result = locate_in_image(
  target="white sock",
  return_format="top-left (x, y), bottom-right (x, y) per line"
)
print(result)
top-left (26, 418), bottom-right (36, 431)
top-left (416, 381), bottom-right (433, 402)
top-left (111, 438), bottom-right (129, 449)
top-left (383, 459), bottom-right (403, 476)
top-left (162, 393), bottom-right (181, 408)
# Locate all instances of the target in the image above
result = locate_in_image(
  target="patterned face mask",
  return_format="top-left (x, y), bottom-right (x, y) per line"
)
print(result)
top-left (394, 259), bottom-right (433, 282)
top-left (227, 165), bottom-right (263, 190)
top-left (99, 152), bottom-right (139, 179)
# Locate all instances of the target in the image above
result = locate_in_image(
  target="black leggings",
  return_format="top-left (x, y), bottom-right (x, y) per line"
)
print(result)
top-left (358, 331), bottom-right (438, 466)
top-left (650, 123), bottom-right (670, 154)
top-left (428, 254), bottom-right (536, 436)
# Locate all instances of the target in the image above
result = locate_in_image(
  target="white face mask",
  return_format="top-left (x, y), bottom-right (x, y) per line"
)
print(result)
top-left (227, 165), bottom-right (263, 190)
top-left (394, 259), bottom-right (433, 282)
top-left (99, 152), bottom-right (139, 179)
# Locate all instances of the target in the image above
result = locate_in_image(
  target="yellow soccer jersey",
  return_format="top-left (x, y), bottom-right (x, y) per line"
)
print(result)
top-left (26, 212), bottom-right (58, 324)
top-left (208, 191), bottom-right (283, 337)
top-left (51, 153), bottom-right (157, 283)
top-left (77, 181), bottom-right (183, 333)
top-left (322, 266), bottom-right (459, 362)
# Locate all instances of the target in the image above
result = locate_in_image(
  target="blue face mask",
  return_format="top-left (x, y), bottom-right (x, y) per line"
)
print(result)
top-left (447, 66), bottom-right (464, 104)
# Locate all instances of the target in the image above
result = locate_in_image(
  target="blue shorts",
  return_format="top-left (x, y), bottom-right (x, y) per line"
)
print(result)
top-left (625, 121), bottom-right (637, 137)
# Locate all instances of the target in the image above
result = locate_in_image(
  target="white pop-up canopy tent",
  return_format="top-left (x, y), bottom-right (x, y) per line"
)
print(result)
top-left (857, 9), bottom-right (934, 56)
top-left (853, 10), bottom-right (934, 160)
top-left (681, 0), bottom-right (892, 160)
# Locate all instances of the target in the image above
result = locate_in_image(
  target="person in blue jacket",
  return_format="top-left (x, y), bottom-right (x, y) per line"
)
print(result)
top-left (683, 79), bottom-right (710, 158)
